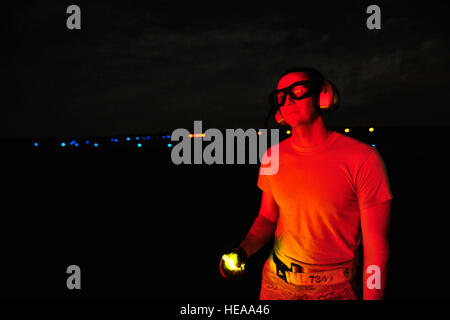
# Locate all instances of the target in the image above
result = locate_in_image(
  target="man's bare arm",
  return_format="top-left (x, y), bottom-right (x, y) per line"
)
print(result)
top-left (239, 190), bottom-right (279, 257)
top-left (361, 200), bottom-right (392, 300)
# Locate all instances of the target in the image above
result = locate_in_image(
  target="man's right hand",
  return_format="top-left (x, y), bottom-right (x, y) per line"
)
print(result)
top-left (219, 247), bottom-right (247, 279)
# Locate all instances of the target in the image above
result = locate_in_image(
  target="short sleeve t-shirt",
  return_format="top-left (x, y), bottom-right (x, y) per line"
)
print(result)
top-left (258, 130), bottom-right (393, 268)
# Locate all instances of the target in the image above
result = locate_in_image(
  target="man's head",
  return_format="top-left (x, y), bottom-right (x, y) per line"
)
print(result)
top-left (273, 68), bottom-right (326, 127)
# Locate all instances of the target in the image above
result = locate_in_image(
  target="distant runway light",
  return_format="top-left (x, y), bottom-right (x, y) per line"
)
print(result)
top-left (61, 142), bottom-right (66, 147)
top-left (137, 143), bottom-right (142, 148)
top-left (372, 144), bottom-right (376, 147)
top-left (168, 143), bottom-right (172, 148)
top-left (93, 143), bottom-right (99, 147)
top-left (369, 127), bottom-right (375, 132)
top-left (286, 130), bottom-right (291, 134)
top-left (126, 137), bottom-right (131, 141)
top-left (344, 128), bottom-right (350, 133)
top-left (34, 142), bottom-right (39, 147)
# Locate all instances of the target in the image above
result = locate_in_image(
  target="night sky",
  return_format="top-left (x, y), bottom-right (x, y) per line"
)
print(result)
top-left (4, 0), bottom-right (450, 139)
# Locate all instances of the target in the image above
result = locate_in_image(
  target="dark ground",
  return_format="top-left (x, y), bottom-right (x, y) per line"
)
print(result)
top-left (1, 125), bottom-right (449, 301)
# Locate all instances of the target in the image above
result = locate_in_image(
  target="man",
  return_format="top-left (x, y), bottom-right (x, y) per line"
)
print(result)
top-left (221, 68), bottom-right (393, 300)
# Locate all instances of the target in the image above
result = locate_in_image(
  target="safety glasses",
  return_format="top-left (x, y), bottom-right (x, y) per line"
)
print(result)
top-left (270, 80), bottom-right (314, 107)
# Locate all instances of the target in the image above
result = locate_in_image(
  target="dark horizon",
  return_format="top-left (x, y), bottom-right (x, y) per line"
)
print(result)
top-left (1, 122), bottom-right (449, 142)
top-left (4, 1), bottom-right (450, 139)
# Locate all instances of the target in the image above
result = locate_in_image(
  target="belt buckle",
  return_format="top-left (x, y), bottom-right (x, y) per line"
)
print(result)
top-left (276, 269), bottom-right (287, 281)
top-left (291, 263), bottom-right (303, 273)
top-left (275, 264), bottom-right (288, 281)
top-left (273, 253), bottom-right (303, 283)
top-left (273, 254), bottom-right (289, 281)
top-left (275, 262), bottom-right (303, 283)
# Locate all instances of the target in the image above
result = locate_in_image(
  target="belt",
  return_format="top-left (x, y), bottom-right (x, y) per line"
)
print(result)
top-left (271, 252), bottom-right (355, 286)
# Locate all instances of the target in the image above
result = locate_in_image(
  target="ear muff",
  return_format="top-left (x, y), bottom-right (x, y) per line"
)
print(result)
top-left (274, 108), bottom-right (287, 125)
top-left (318, 79), bottom-right (339, 112)
top-left (274, 79), bottom-right (339, 126)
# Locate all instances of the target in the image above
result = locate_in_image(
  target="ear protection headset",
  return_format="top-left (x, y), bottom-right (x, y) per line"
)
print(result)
top-left (265, 67), bottom-right (340, 127)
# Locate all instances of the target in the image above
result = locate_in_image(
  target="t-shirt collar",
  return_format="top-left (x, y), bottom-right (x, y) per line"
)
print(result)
top-left (290, 130), bottom-right (338, 153)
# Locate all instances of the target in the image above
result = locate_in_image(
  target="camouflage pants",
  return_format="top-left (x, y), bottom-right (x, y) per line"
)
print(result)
top-left (259, 258), bottom-right (359, 300)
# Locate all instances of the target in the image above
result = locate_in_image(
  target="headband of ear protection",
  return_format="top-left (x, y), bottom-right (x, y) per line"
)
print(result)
top-left (268, 68), bottom-right (340, 126)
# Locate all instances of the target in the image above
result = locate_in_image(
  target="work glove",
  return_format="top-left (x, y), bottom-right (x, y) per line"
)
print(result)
top-left (219, 247), bottom-right (248, 279)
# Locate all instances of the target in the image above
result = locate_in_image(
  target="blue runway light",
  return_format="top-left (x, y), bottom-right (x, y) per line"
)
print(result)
top-left (371, 144), bottom-right (376, 147)
top-left (34, 142), bottom-right (39, 147)
top-left (168, 143), bottom-right (172, 147)
top-left (126, 137), bottom-right (131, 141)
top-left (137, 143), bottom-right (142, 147)
top-left (94, 143), bottom-right (99, 147)
top-left (61, 142), bottom-right (66, 147)
top-left (85, 140), bottom-right (90, 144)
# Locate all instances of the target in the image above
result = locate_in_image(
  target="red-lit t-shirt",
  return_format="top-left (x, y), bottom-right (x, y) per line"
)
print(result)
top-left (258, 130), bottom-right (393, 269)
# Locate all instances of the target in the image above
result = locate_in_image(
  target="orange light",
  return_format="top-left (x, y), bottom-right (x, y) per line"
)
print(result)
top-left (258, 131), bottom-right (262, 135)
top-left (344, 128), bottom-right (350, 133)
top-left (190, 133), bottom-right (205, 138)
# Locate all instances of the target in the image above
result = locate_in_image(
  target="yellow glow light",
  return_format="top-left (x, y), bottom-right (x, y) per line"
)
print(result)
top-left (344, 128), bottom-right (350, 133)
top-left (222, 253), bottom-right (245, 271)
top-left (286, 130), bottom-right (291, 134)
top-left (369, 127), bottom-right (375, 132)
